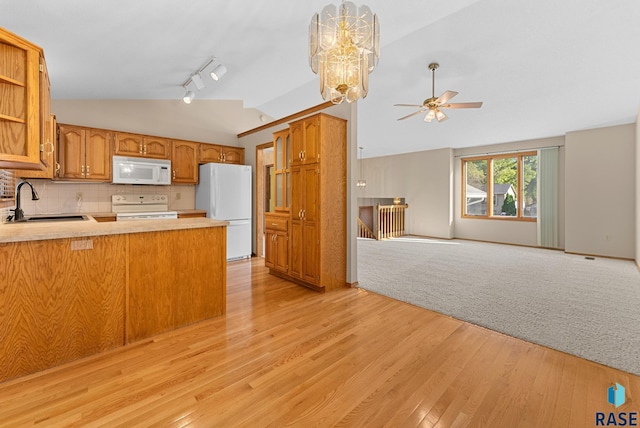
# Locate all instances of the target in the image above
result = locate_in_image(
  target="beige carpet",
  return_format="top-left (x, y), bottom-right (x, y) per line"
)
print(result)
top-left (357, 236), bottom-right (640, 375)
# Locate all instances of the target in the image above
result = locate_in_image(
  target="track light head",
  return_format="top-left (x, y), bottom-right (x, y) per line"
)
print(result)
top-left (183, 90), bottom-right (195, 104)
top-left (210, 64), bottom-right (227, 81)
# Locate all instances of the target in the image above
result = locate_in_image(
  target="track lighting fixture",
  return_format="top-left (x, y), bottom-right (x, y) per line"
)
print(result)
top-left (180, 56), bottom-right (227, 104)
top-left (210, 64), bottom-right (227, 81)
top-left (182, 90), bottom-right (195, 104)
top-left (191, 74), bottom-right (205, 90)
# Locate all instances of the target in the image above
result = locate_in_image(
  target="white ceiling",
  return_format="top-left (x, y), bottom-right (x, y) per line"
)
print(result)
top-left (3, 0), bottom-right (640, 158)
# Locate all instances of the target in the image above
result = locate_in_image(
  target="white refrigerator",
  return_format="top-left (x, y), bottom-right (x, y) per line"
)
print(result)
top-left (196, 163), bottom-right (252, 260)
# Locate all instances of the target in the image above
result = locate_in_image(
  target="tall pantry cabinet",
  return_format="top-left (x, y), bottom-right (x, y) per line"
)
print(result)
top-left (267, 113), bottom-right (347, 292)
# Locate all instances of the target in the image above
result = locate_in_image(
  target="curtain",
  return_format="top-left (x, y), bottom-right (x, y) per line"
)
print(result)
top-left (537, 147), bottom-right (558, 248)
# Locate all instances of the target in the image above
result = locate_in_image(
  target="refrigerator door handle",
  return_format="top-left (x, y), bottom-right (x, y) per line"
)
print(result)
top-left (212, 168), bottom-right (219, 218)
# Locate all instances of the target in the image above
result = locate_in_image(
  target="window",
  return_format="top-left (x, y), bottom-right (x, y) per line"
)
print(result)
top-left (463, 152), bottom-right (537, 220)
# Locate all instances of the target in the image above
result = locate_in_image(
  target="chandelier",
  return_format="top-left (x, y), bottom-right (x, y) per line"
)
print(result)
top-left (309, 1), bottom-right (380, 104)
top-left (357, 146), bottom-right (366, 188)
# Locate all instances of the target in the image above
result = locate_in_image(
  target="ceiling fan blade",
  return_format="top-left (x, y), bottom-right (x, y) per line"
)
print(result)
top-left (443, 102), bottom-right (483, 109)
top-left (435, 90), bottom-right (458, 104)
top-left (394, 103), bottom-right (424, 107)
top-left (397, 109), bottom-right (426, 121)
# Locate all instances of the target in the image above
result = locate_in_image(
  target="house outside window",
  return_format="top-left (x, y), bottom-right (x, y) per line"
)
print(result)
top-left (463, 152), bottom-right (537, 220)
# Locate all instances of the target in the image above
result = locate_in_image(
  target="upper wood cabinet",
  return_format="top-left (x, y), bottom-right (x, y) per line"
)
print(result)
top-left (290, 117), bottom-right (320, 166)
top-left (58, 124), bottom-right (111, 181)
top-left (16, 114), bottom-right (57, 180)
top-left (0, 28), bottom-right (49, 170)
top-left (114, 133), bottom-right (170, 159)
top-left (199, 144), bottom-right (245, 165)
top-left (171, 140), bottom-right (198, 184)
top-left (273, 129), bottom-right (290, 211)
top-left (143, 136), bottom-right (171, 158)
top-left (222, 146), bottom-right (244, 164)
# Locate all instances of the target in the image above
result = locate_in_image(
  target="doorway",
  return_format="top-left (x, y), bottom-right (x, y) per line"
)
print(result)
top-left (255, 142), bottom-right (274, 258)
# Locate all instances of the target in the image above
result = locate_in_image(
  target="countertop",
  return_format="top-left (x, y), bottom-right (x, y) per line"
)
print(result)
top-left (0, 216), bottom-right (228, 244)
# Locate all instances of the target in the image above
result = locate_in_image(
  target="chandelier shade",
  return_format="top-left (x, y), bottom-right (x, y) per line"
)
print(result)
top-left (309, 1), bottom-right (379, 104)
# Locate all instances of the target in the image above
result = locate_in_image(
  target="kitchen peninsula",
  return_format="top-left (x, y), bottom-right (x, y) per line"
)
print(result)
top-left (0, 217), bottom-right (227, 383)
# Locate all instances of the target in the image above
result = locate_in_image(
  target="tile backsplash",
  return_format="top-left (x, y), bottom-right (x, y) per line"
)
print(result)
top-left (5, 179), bottom-right (196, 217)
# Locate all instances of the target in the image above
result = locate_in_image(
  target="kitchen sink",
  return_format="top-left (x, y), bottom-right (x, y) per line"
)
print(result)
top-left (23, 214), bottom-right (90, 223)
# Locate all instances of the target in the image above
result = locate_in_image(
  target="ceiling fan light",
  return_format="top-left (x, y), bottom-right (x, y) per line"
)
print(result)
top-left (424, 109), bottom-right (436, 122)
top-left (435, 109), bottom-right (448, 122)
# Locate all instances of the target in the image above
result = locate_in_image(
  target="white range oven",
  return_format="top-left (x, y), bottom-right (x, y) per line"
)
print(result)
top-left (111, 194), bottom-right (178, 220)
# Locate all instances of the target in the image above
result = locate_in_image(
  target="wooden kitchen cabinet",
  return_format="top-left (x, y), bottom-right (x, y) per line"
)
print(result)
top-left (264, 213), bottom-right (288, 273)
top-left (58, 124), bottom-right (111, 181)
top-left (199, 144), bottom-right (245, 165)
top-left (267, 113), bottom-right (346, 291)
top-left (273, 129), bottom-right (290, 211)
top-left (290, 116), bottom-right (320, 166)
top-left (289, 163), bottom-right (320, 284)
top-left (171, 139), bottom-right (198, 184)
top-left (18, 59), bottom-right (56, 179)
top-left (222, 146), bottom-right (244, 164)
top-left (0, 235), bottom-right (126, 382)
top-left (114, 133), bottom-right (170, 159)
top-left (0, 28), bottom-right (49, 170)
top-left (16, 114), bottom-right (57, 179)
top-left (127, 227), bottom-right (226, 343)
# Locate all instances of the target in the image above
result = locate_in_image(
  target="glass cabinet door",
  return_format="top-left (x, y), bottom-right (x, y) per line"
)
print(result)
top-left (275, 173), bottom-right (283, 208)
top-left (275, 135), bottom-right (283, 170)
top-left (273, 130), bottom-right (289, 211)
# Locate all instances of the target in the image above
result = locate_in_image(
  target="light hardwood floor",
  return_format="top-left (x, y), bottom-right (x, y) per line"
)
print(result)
top-left (0, 258), bottom-right (638, 427)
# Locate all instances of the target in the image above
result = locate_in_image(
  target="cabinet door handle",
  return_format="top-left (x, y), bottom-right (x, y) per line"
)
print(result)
top-left (299, 151), bottom-right (303, 160)
top-left (139, 143), bottom-right (143, 154)
top-left (43, 141), bottom-right (54, 155)
top-left (298, 209), bottom-right (302, 219)
top-left (172, 170), bottom-right (176, 179)
top-left (271, 223), bottom-right (278, 226)
top-left (302, 209), bottom-right (305, 219)
top-left (86, 165), bottom-right (90, 176)
top-left (302, 151), bottom-right (306, 160)
top-left (81, 165), bottom-right (85, 176)
top-left (143, 144), bottom-right (147, 155)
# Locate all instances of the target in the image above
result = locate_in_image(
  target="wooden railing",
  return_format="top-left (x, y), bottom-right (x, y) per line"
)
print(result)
top-left (357, 203), bottom-right (409, 240)
top-left (376, 204), bottom-right (408, 240)
top-left (357, 217), bottom-right (376, 239)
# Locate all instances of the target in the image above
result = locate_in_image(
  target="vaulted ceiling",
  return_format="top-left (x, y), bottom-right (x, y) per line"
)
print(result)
top-left (3, 0), bottom-right (639, 158)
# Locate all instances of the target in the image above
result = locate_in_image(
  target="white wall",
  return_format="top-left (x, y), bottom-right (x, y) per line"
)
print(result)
top-left (360, 148), bottom-right (454, 239)
top-left (637, 109), bottom-right (640, 266)
top-left (565, 123), bottom-right (635, 259)
top-left (454, 136), bottom-right (566, 247)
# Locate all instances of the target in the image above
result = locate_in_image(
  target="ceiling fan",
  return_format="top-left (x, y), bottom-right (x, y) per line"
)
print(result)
top-left (395, 63), bottom-right (483, 122)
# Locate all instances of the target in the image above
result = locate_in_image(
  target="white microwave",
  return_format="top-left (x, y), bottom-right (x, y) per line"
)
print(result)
top-left (112, 156), bottom-right (171, 185)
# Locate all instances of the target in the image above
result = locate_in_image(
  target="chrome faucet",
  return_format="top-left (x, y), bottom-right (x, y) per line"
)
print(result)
top-left (10, 181), bottom-right (40, 222)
